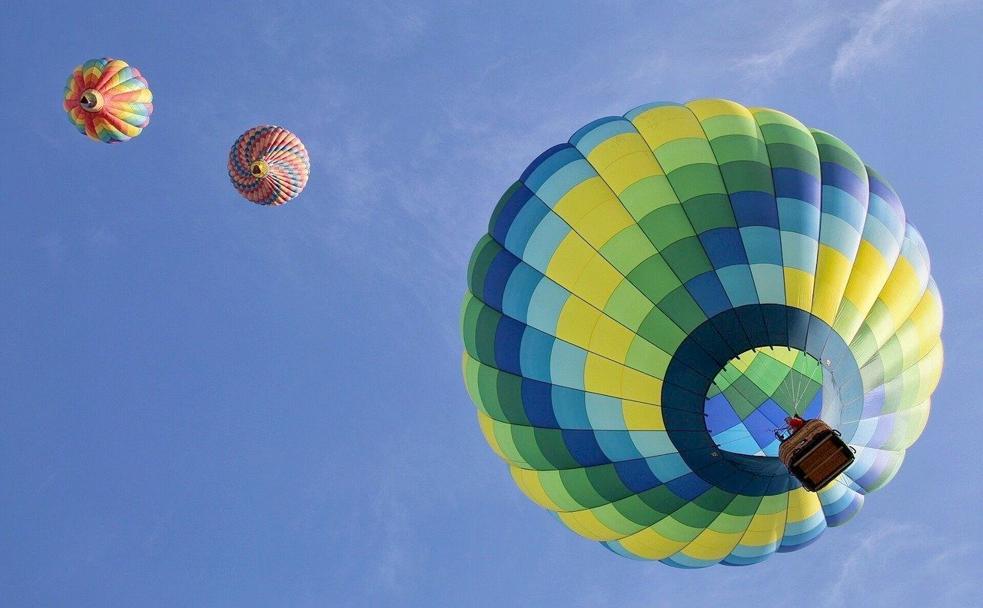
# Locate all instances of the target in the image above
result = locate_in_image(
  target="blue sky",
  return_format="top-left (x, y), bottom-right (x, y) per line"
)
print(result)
top-left (2, 1), bottom-right (981, 606)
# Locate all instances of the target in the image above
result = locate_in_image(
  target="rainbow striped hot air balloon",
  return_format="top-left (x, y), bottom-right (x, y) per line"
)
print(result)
top-left (228, 126), bottom-right (310, 206)
top-left (461, 99), bottom-right (943, 567)
top-left (63, 58), bottom-right (153, 143)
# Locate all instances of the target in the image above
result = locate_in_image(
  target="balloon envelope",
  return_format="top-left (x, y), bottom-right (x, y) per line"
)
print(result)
top-left (228, 126), bottom-right (310, 206)
top-left (63, 58), bottom-right (153, 143)
top-left (461, 99), bottom-right (943, 567)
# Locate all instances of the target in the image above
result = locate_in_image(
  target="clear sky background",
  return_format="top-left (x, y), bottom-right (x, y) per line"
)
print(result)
top-left (2, 1), bottom-right (981, 606)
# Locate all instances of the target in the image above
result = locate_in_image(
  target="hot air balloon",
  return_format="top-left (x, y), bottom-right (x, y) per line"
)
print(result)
top-left (461, 99), bottom-right (943, 567)
top-left (63, 58), bottom-right (153, 143)
top-left (228, 126), bottom-right (310, 206)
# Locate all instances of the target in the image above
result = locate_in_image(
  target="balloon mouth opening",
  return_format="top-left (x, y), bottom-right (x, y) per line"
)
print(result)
top-left (80, 89), bottom-right (104, 112)
top-left (704, 347), bottom-right (824, 458)
top-left (662, 304), bottom-right (864, 494)
top-left (250, 160), bottom-right (269, 178)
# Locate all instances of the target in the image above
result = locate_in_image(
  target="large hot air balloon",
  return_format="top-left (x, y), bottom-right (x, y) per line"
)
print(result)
top-left (63, 58), bottom-right (153, 143)
top-left (461, 99), bottom-right (943, 567)
top-left (228, 126), bottom-right (310, 206)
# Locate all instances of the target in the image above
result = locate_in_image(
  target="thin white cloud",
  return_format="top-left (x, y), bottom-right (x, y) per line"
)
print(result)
top-left (735, 15), bottom-right (836, 83)
top-left (831, 0), bottom-right (974, 85)
top-left (821, 519), bottom-right (978, 608)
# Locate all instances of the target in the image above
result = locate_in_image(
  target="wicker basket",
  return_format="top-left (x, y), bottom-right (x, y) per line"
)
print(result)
top-left (779, 419), bottom-right (855, 492)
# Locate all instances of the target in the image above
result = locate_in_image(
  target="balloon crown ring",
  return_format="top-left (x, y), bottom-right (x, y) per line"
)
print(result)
top-left (250, 160), bottom-right (270, 178)
top-left (79, 89), bottom-right (104, 112)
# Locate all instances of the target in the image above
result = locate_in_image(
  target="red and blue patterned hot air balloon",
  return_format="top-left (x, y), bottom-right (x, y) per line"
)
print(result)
top-left (228, 126), bottom-right (310, 206)
top-left (63, 58), bottom-right (153, 143)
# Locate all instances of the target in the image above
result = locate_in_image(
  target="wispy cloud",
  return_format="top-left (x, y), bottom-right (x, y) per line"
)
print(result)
top-left (590, 516), bottom-right (982, 608)
top-left (724, 0), bottom-right (976, 90)
top-left (367, 487), bottom-right (411, 593)
top-left (734, 15), bottom-right (836, 84)
top-left (831, 0), bottom-right (974, 85)
top-left (821, 519), bottom-right (978, 608)
top-left (352, 1), bottom-right (429, 59)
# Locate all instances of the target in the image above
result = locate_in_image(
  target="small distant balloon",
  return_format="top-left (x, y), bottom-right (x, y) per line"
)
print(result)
top-left (63, 58), bottom-right (153, 143)
top-left (228, 126), bottom-right (310, 206)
